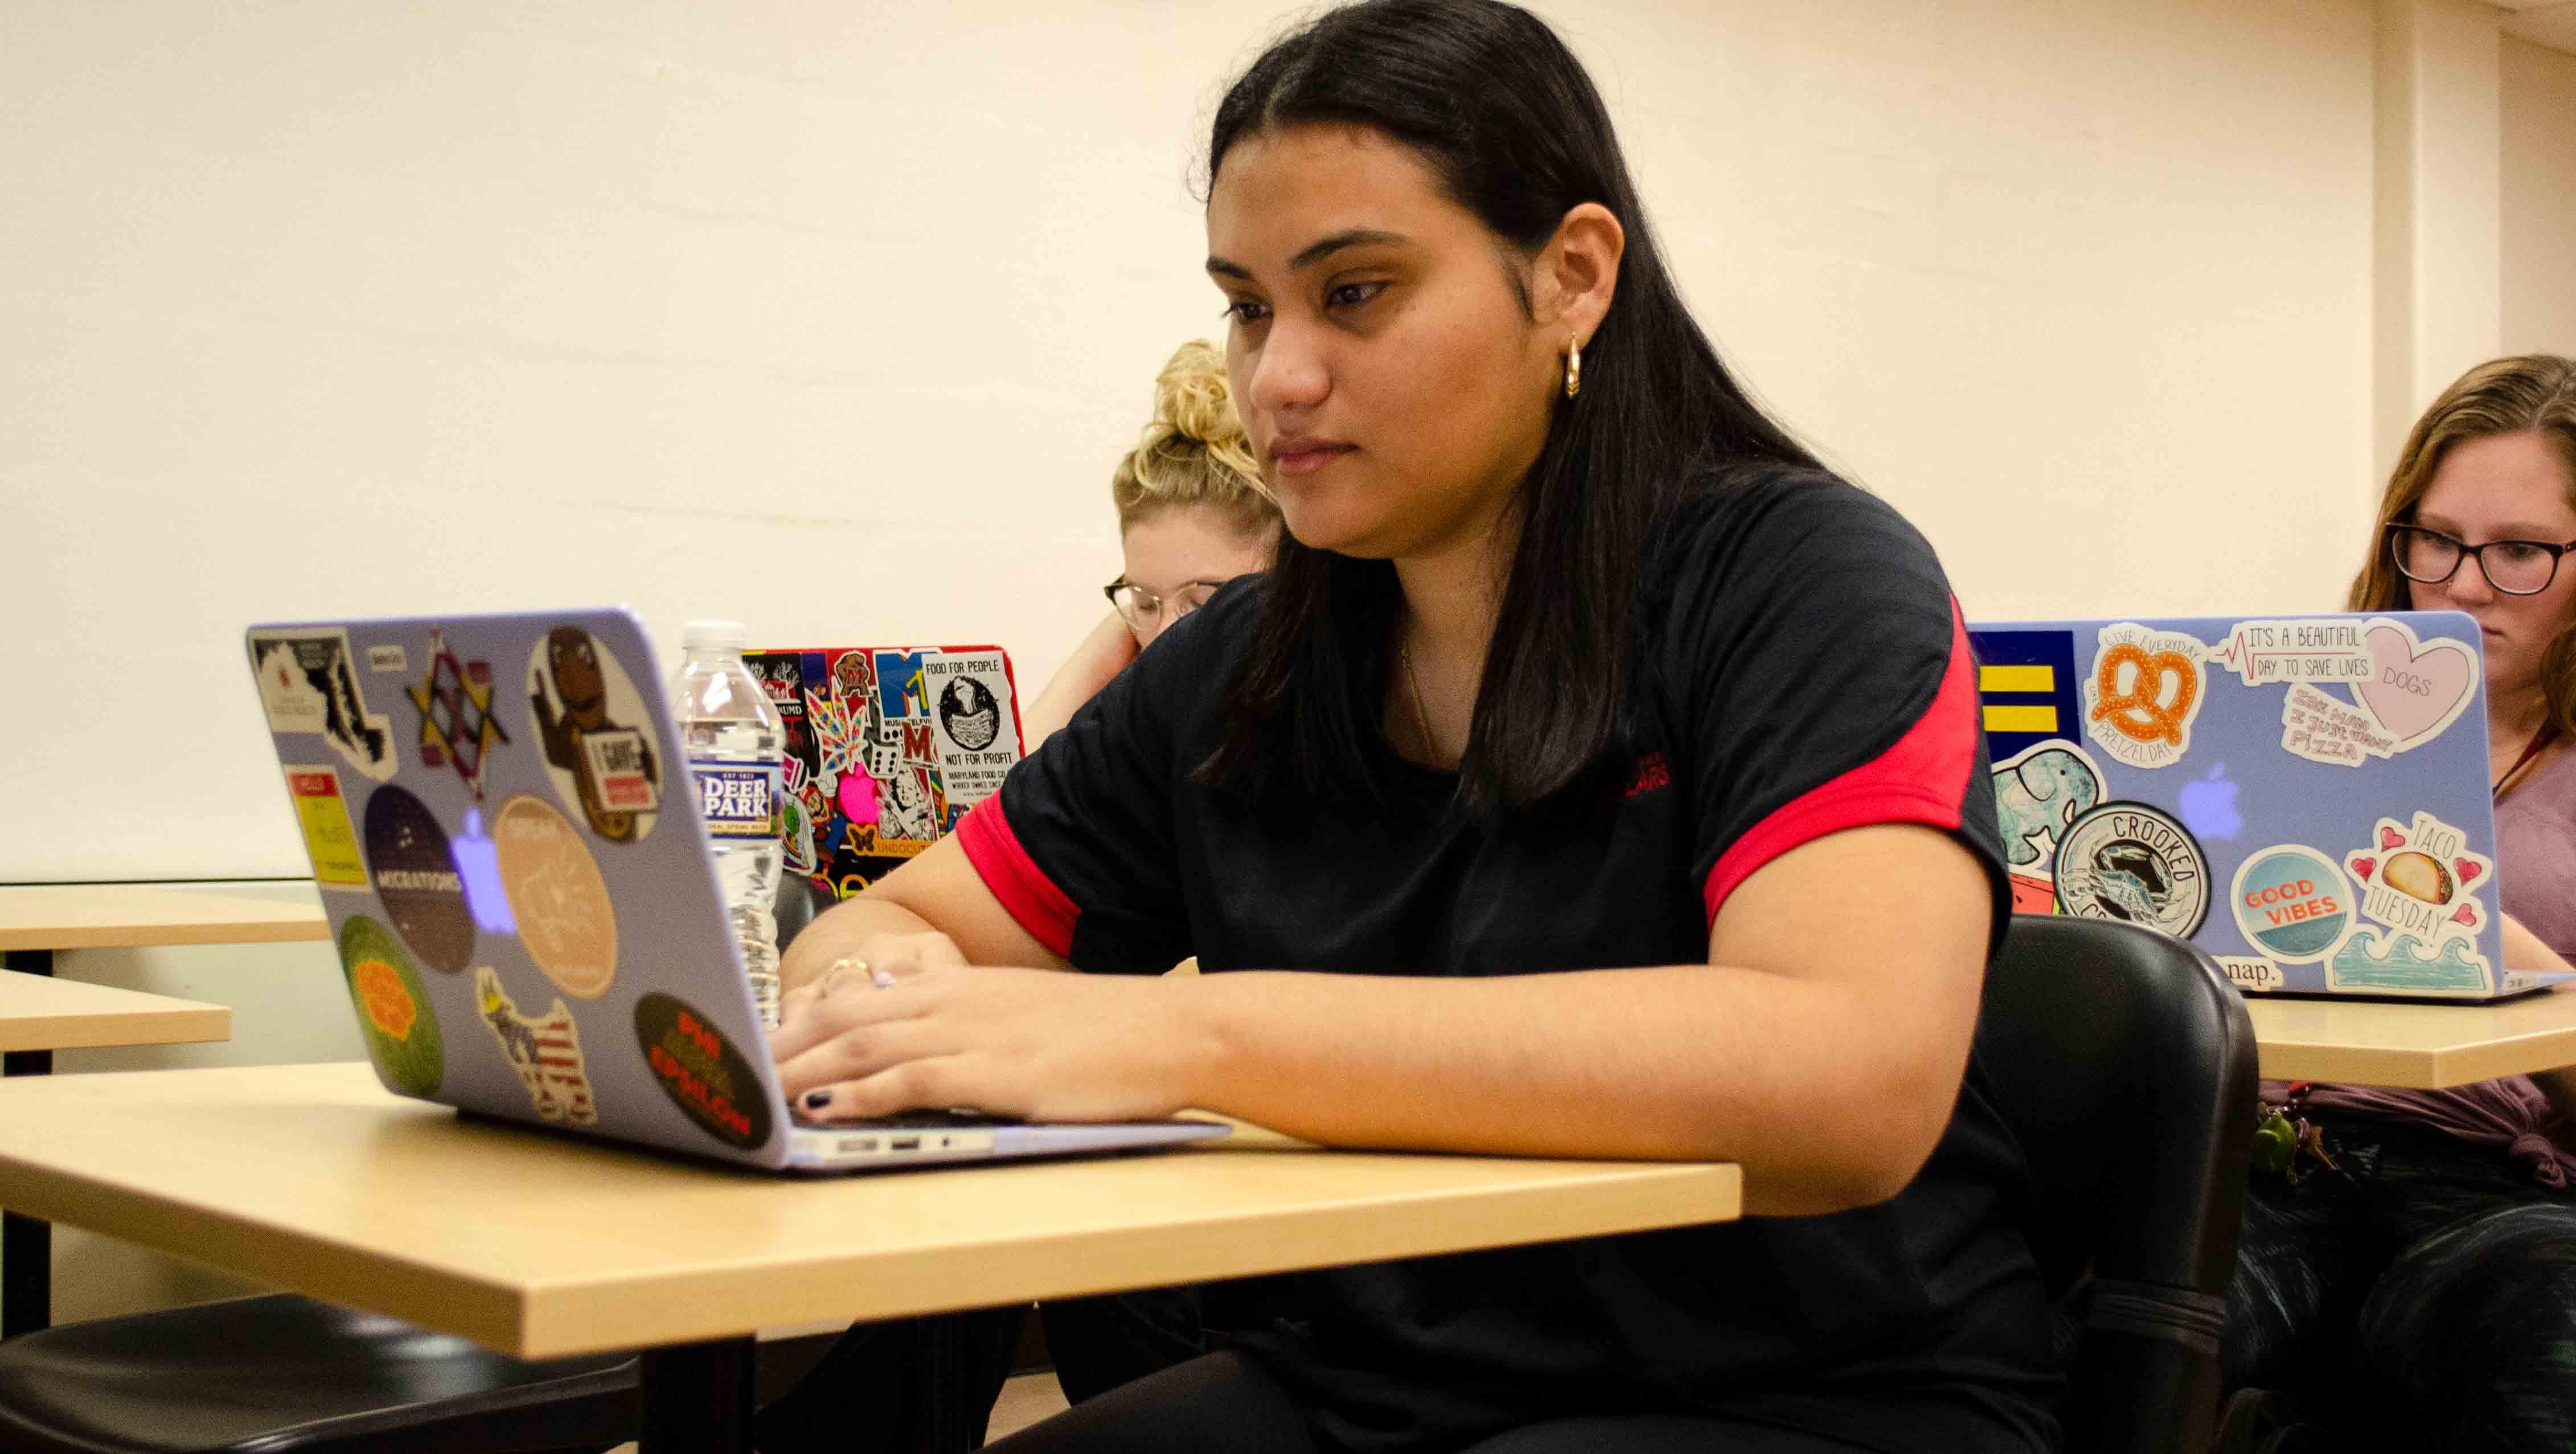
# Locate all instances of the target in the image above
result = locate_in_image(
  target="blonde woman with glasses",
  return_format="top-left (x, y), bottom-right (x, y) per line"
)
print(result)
top-left (1020, 339), bottom-right (1283, 743)
top-left (2222, 354), bottom-right (2576, 1454)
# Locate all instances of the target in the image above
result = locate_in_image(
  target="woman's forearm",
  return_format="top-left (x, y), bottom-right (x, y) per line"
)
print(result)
top-left (1170, 962), bottom-right (1966, 1217)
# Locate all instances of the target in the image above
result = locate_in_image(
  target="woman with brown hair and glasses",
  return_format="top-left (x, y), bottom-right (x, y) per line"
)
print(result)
top-left (2222, 354), bottom-right (2576, 1453)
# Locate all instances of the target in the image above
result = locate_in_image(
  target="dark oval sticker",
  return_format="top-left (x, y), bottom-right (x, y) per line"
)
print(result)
top-left (634, 992), bottom-right (772, 1150)
top-left (364, 784), bottom-right (474, 972)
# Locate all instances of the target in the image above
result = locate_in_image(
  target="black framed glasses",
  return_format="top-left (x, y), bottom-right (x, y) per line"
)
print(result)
top-left (1104, 577), bottom-right (1227, 634)
top-left (2386, 524), bottom-right (2576, 597)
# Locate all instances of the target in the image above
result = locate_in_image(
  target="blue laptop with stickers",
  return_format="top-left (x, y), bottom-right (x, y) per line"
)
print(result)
top-left (1967, 610), bottom-right (2572, 1002)
top-left (242, 607), bottom-right (1225, 1171)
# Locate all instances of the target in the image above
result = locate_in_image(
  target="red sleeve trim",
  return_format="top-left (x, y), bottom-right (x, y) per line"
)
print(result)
top-left (954, 798), bottom-right (1080, 960)
top-left (1701, 600), bottom-right (1980, 924)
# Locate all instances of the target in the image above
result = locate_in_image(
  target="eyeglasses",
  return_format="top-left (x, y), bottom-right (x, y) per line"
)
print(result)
top-left (2386, 524), bottom-right (2576, 597)
top-left (1104, 577), bottom-right (1227, 635)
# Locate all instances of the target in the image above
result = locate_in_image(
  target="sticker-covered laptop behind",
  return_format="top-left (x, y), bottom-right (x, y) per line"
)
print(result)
top-left (1966, 611), bottom-right (2567, 1001)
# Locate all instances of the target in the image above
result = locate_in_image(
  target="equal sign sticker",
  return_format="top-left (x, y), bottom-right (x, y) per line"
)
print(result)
top-left (1968, 628), bottom-right (2082, 762)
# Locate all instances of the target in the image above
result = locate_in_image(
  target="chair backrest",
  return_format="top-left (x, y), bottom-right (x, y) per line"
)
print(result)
top-left (1972, 914), bottom-right (2258, 1454)
top-left (774, 873), bottom-right (838, 952)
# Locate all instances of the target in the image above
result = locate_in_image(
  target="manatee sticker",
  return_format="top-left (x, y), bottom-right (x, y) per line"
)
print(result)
top-left (2053, 801), bottom-right (2210, 938)
top-left (526, 625), bottom-right (661, 843)
top-left (475, 968), bottom-right (597, 1125)
top-left (364, 785), bottom-right (474, 972)
top-left (1991, 739), bottom-right (2104, 874)
top-left (2230, 845), bottom-right (2351, 962)
top-left (635, 991), bottom-right (773, 1150)
top-left (337, 915), bottom-right (444, 1097)
top-left (492, 793), bottom-right (618, 998)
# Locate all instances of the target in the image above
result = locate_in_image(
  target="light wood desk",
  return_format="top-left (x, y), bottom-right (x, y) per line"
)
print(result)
top-left (0, 1062), bottom-right (1741, 1452)
top-left (0, 881), bottom-right (329, 966)
top-left (0, 971), bottom-right (232, 1338)
top-left (2246, 984), bottom-right (2576, 1088)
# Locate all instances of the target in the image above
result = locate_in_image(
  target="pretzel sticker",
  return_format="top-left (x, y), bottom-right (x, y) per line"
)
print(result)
top-left (2078, 624), bottom-right (2207, 769)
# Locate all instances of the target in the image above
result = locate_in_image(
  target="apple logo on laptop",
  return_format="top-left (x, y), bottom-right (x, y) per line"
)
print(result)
top-left (2178, 763), bottom-right (2243, 843)
top-left (450, 808), bottom-right (518, 935)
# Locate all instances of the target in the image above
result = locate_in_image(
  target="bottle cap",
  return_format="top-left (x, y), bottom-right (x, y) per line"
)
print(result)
top-left (681, 619), bottom-right (749, 652)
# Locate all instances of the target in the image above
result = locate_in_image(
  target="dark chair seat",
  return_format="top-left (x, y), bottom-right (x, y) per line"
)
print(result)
top-left (0, 1293), bottom-right (635, 1453)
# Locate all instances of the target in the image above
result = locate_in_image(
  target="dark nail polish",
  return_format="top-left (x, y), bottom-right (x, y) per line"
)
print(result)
top-left (802, 1089), bottom-right (834, 1110)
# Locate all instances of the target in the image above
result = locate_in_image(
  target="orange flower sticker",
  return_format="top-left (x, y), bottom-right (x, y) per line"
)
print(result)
top-left (352, 958), bottom-right (418, 1041)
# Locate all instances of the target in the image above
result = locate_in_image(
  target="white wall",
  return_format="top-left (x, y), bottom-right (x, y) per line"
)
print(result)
top-left (2, 0), bottom-right (2393, 883)
top-left (2503, 34), bottom-right (2576, 355)
top-left (5, 0), bottom-right (2572, 1318)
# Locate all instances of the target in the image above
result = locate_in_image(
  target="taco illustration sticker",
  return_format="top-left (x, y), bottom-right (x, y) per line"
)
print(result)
top-left (337, 915), bottom-right (444, 1096)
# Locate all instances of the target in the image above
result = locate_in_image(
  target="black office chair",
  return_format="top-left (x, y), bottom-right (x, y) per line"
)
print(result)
top-left (0, 874), bottom-right (844, 1454)
top-left (1976, 914), bottom-right (2258, 1454)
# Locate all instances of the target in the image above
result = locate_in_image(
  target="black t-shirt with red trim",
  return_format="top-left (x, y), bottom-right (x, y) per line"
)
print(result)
top-left (958, 466), bottom-right (2059, 1452)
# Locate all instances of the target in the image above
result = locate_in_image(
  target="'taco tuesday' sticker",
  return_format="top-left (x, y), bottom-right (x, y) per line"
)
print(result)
top-left (526, 625), bottom-right (662, 843)
top-left (364, 784), bottom-right (474, 973)
top-left (2346, 811), bottom-right (2492, 944)
top-left (284, 764), bottom-right (368, 889)
top-left (635, 992), bottom-right (773, 1150)
top-left (491, 793), bottom-right (618, 1000)
top-left (337, 915), bottom-right (444, 1097)
top-left (475, 968), bottom-right (598, 1125)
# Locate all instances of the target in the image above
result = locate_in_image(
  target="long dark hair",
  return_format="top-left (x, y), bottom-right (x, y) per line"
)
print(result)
top-left (1201, 0), bottom-right (1819, 812)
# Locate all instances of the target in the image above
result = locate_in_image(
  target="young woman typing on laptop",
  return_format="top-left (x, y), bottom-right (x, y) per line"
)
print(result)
top-left (1019, 338), bottom-right (1284, 745)
top-left (771, 3), bottom-right (2059, 1448)
top-left (2222, 354), bottom-right (2576, 1453)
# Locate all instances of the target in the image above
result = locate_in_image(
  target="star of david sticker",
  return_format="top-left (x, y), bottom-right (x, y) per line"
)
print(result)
top-left (408, 630), bottom-right (510, 798)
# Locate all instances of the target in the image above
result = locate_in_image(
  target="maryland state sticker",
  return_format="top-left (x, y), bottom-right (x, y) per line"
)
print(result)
top-left (634, 992), bottom-right (773, 1150)
top-left (337, 915), bottom-right (444, 1097)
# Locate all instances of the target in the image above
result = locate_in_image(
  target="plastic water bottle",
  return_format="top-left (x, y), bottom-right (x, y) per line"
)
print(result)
top-left (669, 620), bottom-right (786, 1027)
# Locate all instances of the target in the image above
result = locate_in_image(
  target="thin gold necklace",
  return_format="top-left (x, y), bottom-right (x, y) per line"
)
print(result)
top-left (1398, 636), bottom-right (1438, 760)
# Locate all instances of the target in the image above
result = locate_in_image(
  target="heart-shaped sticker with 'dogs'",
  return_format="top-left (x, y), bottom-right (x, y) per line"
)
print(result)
top-left (2355, 621), bottom-right (2477, 750)
top-left (634, 992), bottom-right (773, 1150)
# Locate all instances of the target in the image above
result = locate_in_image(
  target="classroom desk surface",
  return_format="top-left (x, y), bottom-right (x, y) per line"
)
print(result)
top-left (2245, 984), bottom-right (2576, 1088)
top-left (0, 1061), bottom-right (1743, 1362)
top-left (0, 969), bottom-right (231, 1056)
top-left (0, 881), bottom-right (328, 953)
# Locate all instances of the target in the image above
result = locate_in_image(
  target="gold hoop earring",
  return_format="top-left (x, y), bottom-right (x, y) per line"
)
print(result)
top-left (1563, 336), bottom-right (1582, 400)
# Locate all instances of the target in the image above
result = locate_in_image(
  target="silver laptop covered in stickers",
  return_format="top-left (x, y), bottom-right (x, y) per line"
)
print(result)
top-left (1967, 609), bottom-right (2575, 1003)
top-left (243, 607), bottom-right (1225, 1172)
